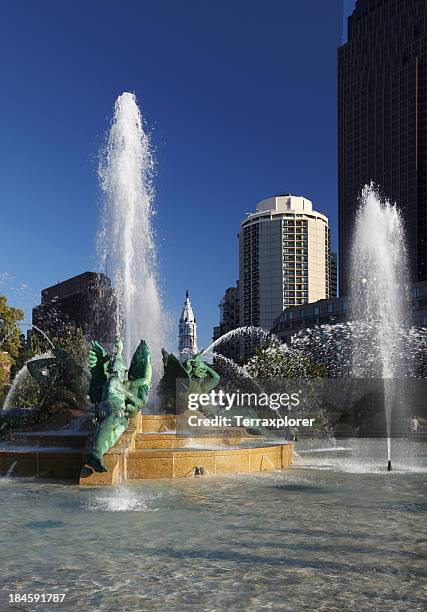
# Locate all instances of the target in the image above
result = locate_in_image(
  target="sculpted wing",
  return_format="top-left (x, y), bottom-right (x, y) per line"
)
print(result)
top-left (26, 356), bottom-right (58, 386)
top-left (88, 341), bottom-right (109, 404)
top-left (128, 340), bottom-right (152, 404)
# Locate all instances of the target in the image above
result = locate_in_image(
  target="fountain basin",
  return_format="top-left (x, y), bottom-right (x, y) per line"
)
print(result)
top-left (0, 448), bottom-right (87, 480)
top-left (125, 443), bottom-right (292, 480)
top-left (0, 414), bottom-right (293, 485)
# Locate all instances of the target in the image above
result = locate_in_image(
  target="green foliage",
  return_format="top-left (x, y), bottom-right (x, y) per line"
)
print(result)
top-left (0, 383), bottom-right (9, 405)
top-left (245, 347), bottom-right (327, 380)
top-left (7, 365), bottom-right (41, 408)
top-left (0, 352), bottom-right (11, 387)
top-left (11, 333), bottom-right (34, 378)
top-left (31, 325), bottom-right (89, 366)
top-left (0, 294), bottom-right (24, 363)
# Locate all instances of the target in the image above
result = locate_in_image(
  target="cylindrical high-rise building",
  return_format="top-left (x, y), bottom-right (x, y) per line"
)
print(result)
top-left (239, 195), bottom-right (331, 330)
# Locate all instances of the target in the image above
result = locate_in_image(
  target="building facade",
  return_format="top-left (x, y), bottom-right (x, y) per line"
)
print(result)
top-left (178, 291), bottom-right (198, 357)
top-left (32, 272), bottom-right (115, 343)
top-left (239, 195), bottom-right (331, 331)
top-left (272, 297), bottom-right (348, 344)
top-left (338, 0), bottom-right (427, 293)
top-left (412, 280), bottom-right (427, 326)
top-left (212, 282), bottom-right (240, 362)
top-left (272, 279), bottom-right (427, 344)
top-left (330, 252), bottom-right (338, 299)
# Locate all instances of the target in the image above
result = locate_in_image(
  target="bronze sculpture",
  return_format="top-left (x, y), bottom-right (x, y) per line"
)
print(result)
top-left (86, 337), bottom-right (152, 472)
top-left (0, 348), bottom-right (90, 439)
top-left (158, 349), bottom-right (220, 412)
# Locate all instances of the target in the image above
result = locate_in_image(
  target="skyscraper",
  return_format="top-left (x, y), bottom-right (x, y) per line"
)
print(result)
top-left (338, 0), bottom-right (427, 293)
top-left (32, 272), bottom-right (116, 343)
top-left (212, 282), bottom-right (240, 362)
top-left (239, 195), bottom-right (331, 331)
top-left (178, 290), bottom-right (198, 357)
top-left (331, 252), bottom-right (338, 298)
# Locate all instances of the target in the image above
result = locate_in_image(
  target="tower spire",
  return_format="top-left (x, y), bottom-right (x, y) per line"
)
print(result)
top-left (178, 290), bottom-right (198, 358)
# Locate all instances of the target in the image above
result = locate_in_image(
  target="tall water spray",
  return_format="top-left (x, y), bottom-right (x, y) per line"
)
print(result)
top-left (97, 92), bottom-right (168, 383)
top-left (349, 184), bottom-right (410, 466)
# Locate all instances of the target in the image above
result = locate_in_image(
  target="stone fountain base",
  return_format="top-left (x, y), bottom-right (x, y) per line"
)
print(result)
top-left (0, 414), bottom-right (293, 485)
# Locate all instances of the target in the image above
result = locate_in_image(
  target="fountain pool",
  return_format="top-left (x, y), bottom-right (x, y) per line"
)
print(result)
top-left (0, 439), bottom-right (425, 611)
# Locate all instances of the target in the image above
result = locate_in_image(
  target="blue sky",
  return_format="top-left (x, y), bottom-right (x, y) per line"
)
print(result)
top-left (0, 0), bottom-right (349, 348)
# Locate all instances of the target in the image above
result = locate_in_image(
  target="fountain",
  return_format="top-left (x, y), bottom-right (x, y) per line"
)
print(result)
top-left (349, 184), bottom-right (411, 471)
top-left (288, 185), bottom-right (427, 470)
top-left (0, 328), bottom-right (293, 483)
top-left (0, 93), bottom-right (293, 484)
top-left (3, 91), bottom-right (421, 481)
top-left (97, 92), bottom-right (169, 381)
top-left (201, 325), bottom-right (280, 357)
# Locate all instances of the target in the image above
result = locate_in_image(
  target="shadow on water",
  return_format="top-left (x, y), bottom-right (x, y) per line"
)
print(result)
top-left (381, 501), bottom-right (427, 513)
top-left (272, 482), bottom-right (339, 494)
top-left (227, 525), bottom-right (396, 541)
top-left (140, 545), bottom-right (416, 577)
top-left (24, 520), bottom-right (65, 529)
top-left (213, 538), bottom-right (422, 560)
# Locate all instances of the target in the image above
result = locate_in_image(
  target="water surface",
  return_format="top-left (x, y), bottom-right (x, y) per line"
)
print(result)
top-left (0, 440), bottom-right (425, 611)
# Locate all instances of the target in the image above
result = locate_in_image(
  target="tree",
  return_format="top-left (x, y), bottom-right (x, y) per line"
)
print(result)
top-left (0, 352), bottom-right (11, 387)
top-left (12, 333), bottom-right (34, 378)
top-left (244, 347), bottom-right (331, 438)
top-left (0, 294), bottom-right (24, 364)
top-left (245, 346), bottom-right (327, 379)
top-left (30, 324), bottom-right (89, 367)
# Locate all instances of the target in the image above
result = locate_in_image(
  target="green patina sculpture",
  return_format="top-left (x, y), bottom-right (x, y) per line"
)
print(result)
top-left (87, 337), bottom-right (152, 473)
top-left (158, 349), bottom-right (275, 437)
top-left (0, 348), bottom-right (90, 439)
top-left (158, 349), bottom-right (220, 412)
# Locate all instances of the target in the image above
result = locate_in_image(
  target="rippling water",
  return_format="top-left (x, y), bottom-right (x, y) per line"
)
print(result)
top-left (0, 440), bottom-right (425, 611)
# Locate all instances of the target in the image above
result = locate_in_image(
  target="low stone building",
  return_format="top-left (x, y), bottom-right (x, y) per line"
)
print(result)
top-left (271, 297), bottom-right (348, 344)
